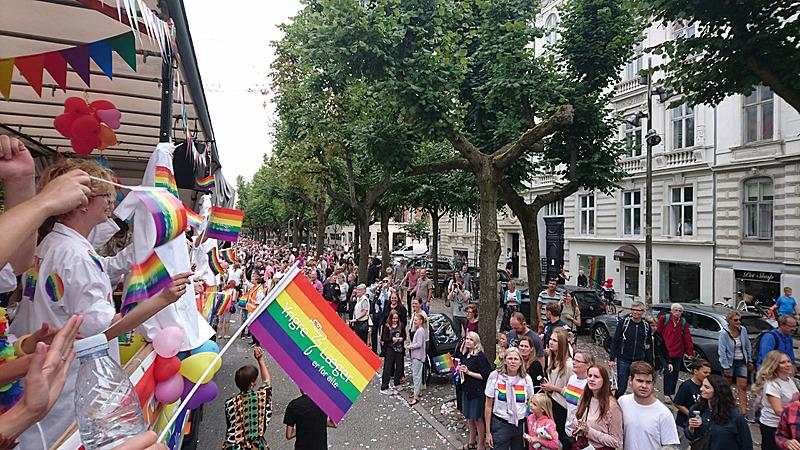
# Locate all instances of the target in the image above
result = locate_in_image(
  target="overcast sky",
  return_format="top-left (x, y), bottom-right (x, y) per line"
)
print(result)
top-left (185, 1), bottom-right (303, 184)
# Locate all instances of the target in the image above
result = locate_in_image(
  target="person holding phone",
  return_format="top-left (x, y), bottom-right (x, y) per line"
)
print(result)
top-left (686, 374), bottom-right (752, 450)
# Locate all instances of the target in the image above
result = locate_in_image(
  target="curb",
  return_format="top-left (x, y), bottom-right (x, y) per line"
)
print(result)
top-left (410, 399), bottom-right (465, 449)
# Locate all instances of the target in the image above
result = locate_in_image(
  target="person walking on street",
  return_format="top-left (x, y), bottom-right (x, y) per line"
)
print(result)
top-left (571, 364), bottom-right (624, 450)
top-left (758, 315), bottom-right (799, 368)
top-left (484, 347), bottom-right (535, 450)
top-left (406, 311), bottom-right (429, 406)
top-left (608, 301), bottom-right (652, 398)
top-left (656, 303), bottom-right (694, 404)
top-left (619, 362), bottom-right (680, 450)
top-left (755, 350), bottom-right (800, 450)
top-left (457, 331), bottom-right (493, 450)
top-left (380, 310), bottom-right (406, 395)
top-left (223, 346), bottom-right (272, 450)
top-left (686, 374), bottom-right (753, 450)
top-left (718, 310), bottom-right (753, 414)
top-left (284, 389), bottom-right (337, 450)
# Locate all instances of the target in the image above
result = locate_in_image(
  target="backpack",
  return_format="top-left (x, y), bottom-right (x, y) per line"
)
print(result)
top-left (752, 329), bottom-right (781, 367)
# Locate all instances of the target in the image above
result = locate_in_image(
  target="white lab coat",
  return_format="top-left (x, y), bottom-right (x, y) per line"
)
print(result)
top-left (13, 222), bottom-right (136, 449)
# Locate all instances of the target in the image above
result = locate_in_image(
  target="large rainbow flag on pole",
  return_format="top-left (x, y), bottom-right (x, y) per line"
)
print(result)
top-left (247, 266), bottom-right (381, 423)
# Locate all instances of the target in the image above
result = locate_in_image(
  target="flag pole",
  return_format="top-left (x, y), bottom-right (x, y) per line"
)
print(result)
top-left (157, 262), bottom-right (302, 443)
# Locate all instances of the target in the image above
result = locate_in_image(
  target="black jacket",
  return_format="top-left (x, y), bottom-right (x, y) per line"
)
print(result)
top-left (461, 351), bottom-right (493, 399)
top-left (609, 315), bottom-right (652, 363)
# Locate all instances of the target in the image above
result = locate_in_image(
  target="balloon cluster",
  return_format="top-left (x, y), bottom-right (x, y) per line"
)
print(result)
top-left (54, 97), bottom-right (122, 155)
top-left (152, 327), bottom-right (220, 409)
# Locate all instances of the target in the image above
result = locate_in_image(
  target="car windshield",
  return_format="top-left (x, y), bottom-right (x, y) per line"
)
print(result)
top-left (741, 317), bottom-right (774, 335)
top-left (573, 291), bottom-right (601, 305)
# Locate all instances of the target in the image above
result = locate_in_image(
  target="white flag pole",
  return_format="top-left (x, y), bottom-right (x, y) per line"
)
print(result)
top-left (157, 263), bottom-right (302, 443)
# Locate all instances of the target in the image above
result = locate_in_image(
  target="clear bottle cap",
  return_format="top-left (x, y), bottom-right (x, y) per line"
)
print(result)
top-left (74, 334), bottom-right (109, 357)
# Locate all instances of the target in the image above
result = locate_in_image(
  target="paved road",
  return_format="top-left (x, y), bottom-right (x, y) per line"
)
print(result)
top-left (193, 314), bottom-right (453, 450)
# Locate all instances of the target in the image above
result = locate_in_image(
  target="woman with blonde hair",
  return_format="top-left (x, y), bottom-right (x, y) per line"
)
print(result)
top-left (457, 331), bottom-right (493, 450)
top-left (484, 346), bottom-right (535, 450)
top-left (405, 311), bottom-right (429, 406)
top-left (754, 350), bottom-right (798, 450)
top-left (540, 327), bottom-right (573, 449)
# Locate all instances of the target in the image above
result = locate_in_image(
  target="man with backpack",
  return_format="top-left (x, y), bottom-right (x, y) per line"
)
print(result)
top-left (609, 301), bottom-right (652, 398)
top-left (756, 315), bottom-right (798, 367)
top-left (656, 303), bottom-right (694, 404)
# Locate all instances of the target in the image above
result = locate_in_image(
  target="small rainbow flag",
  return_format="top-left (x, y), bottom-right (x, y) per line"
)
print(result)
top-left (88, 250), bottom-right (104, 273)
top-left (207, 207), bottom-right (244, 242)
top-left (214, 291), bottom-right (234, 317)
top-left (45, 273), bottom-right (64, 303)
top-left (186, 208), bottom-right (203, 232)
top-left (219, 248), bottom-right (237, 265)
top-left (431, 353), bottom-right (455, 373)
top-left (496, 382), bottom-right (527, 403)
top-left (208, 248), bottom-right (225, 275)
top-left (122, 252), bottom-right (173, 315)
top-left (133, 188), bottom-right (188, 247)
top-left (154, 166), bottom-right (179, 198)
top-left (22, 268), bottom-right (37, 299)
top-left (248, 269), bottom-right (382, 423)
top-left (564, 383), bottom-right (584, 405)
top-left (196, 175), bottom-right (215, 191)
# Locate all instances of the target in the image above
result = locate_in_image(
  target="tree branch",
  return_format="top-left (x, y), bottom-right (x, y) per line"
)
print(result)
top-left (406, 158), bottom-right (471, 177)
top-left (492, 105), bottom-right (575, 170)
top-left (444, 129), bottom-right (485, 168)
top-left (365, 172), bottom-right (394, 206)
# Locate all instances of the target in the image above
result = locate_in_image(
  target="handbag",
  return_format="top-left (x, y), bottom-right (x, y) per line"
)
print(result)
top-left (690, 432), bottom-right (710, 450)
top-left (352, 320), bottom-right (369, 334)
top-left (574, 436), bottom-right (609, 450)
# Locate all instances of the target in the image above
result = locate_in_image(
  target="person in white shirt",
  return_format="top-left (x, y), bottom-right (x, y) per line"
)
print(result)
top-left (484, 346), bottom-right (535, 450)
top-left (619, 361), bottom-right (680, 450)
top-left (564, 352), bottom-right (595, 440)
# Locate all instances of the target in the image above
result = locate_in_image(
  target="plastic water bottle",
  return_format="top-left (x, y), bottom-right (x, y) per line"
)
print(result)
top-left (74, 334), bottom-right (145, 450)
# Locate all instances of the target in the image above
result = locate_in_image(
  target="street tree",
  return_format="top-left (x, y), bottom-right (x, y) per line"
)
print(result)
top-left (499, 0), bottom-right (640, 325)
top-left (646, 0), bottom-right (800, 112)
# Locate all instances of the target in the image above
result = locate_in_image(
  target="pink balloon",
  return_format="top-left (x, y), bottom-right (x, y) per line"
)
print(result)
top-left (95, 108), bottom-right (122, 130)
top-left (155, 373), bottom-right (184, 404)
top-left (153, 326), bottom-right (185, 358)
top-left (185, 380), bottom-right (218, 410)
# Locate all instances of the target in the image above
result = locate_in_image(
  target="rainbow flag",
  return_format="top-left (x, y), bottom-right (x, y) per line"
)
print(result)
top-left (133, 188), bottom-right (188, 247)
top-left (496, 382), bottom-right (526, 403)
top-left (202, 288), bottom-right (218, 321)
top-left (214, 291), bottom-right (234, 317)
top-left (431, 353), bottom-right (455, 373)
top-left (45, 273), bottom-right (64, 303)
top-left (206, 207), bottom-right (244, 242)
top-left (154, 166), bottom-right (179, 198)
top-left (22, 268), bottom-right (37, 299)
top-left (196, 175), bottom-right (215, 191)
top-left (248, 270), bottom-right (382, 423)
top-left (186, 208), bottom-right (203, 232)
top-left (589, 257), bottom-right (603, 288)
top-left (208, 248), bottom-right (225, 275)
top-left (564, 383), bottom-right (584, 406)
top-left (122, 252), bottom-right (173, 315)
top-left (219, 248), bottom-right (237, 265)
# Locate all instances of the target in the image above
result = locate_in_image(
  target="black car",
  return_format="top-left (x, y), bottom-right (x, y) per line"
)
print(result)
top-left (407, 258), bottom-right (453, 289)
top-left (518, 285), bottom-right (606, 330)
top-left (468, 268), bottom-right (510, 297)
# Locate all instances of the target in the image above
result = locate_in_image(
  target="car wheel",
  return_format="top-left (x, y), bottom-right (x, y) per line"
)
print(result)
top-left (683, 347), bottom-right (706, 373)
top-left (593, 324), bottom-right (611, 351)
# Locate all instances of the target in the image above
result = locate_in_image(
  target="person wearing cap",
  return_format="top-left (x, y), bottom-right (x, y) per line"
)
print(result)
top-left (656, 303), bottom-right (694, 403)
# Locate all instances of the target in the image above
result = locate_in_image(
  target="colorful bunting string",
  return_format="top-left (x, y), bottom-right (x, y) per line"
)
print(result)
top-left (132, 188), bottom-right (188, 247)
top-left (122, 251), bottom-right (172, 315)
top-left (0, 32), bottom-right (137, 100)
top-left (196, 175), bottom-right (215, 191)
top-left (207, 207), bottom-right (244, 242)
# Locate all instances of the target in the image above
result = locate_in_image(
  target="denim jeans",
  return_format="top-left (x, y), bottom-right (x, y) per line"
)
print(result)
top-left (615, 359), bottom-right (633, 398)
top-left (663, 356), bottom-right (683, 396)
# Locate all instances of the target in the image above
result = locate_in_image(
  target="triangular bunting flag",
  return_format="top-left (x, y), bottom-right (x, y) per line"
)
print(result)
top-left (107, 32), bottom-right (136, 71)
top-left (15, 54), bottom-right (46, 96)
top-left (44, 52), bottom-right (67, 92)
top-left (90, 39), bottom-right (113, 79)
top-left (61, 44), bottom-right (91, 86)
top-left (0, 59), bottom-right (13, 100)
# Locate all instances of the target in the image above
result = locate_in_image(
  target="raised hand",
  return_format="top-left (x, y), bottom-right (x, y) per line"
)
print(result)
top-left (0, 136), bottom-right (34, 180)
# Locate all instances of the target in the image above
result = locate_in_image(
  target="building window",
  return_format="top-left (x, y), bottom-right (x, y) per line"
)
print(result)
top-left (671, 104), bottom-right (695, 149)
top-left (579, 194), bottom-right (595, 235)
top-left (744, 85), bottom-right (774, 143)
top-left (670, 186), bottom-right (694, 236)
top-left (624, 121), bottom-right (642, 157)
top-left (544, 200), bottom-right (564, 217)
top-left (672, 22), bottom-right (696, 39)
top-left (624, 265), bottom-right (639, 296)
top-left (624, 46), bottom-right (643, 81)
top-left (578, 255), bottom-right (605, 289)
top-left (451, 215), bottom-right (458, 233)
top-left (623, 190), bottom-right (642, 235)
top-left (545, 14), bottom-right (558, 45)
top-left (465, 214), bottom-right (473, 233)
top-left (743, 177), bottom-right (773, 239)
top-left (660, 262), bottom-right (700, 303)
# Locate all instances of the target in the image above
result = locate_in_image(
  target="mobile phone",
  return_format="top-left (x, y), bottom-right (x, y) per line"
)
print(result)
top-left (693, 411), bottom-right (701, 420)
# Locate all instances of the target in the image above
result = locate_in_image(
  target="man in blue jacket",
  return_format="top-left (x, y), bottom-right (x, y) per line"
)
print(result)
top-left (757, 314), bottom-right (797, 367)
top-left (609, 301), bottom-right (652, 398)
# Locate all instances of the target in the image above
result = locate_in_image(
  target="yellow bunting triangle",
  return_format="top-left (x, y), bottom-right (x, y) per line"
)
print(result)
top-left (0, 59), bottom-right (14, 100)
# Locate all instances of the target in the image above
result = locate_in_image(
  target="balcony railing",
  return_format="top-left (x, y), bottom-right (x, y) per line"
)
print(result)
top-left (663, 148), bottom-right (699, 167)
top-left (621, 157), bottom-right (644, 174)
top-left (614, 79), bottom-right (644, 96)
top-left (531, 174), bottom-right (557, 186)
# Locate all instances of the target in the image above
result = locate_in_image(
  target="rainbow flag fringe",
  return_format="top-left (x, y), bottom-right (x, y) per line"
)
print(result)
top-left (122, 251), bottom-right (172, 315)
top-left (206, 206), bottom-right (243, 242)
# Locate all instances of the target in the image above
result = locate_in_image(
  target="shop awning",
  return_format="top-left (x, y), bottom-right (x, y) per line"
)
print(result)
top-left (613, 244), bottom-right (640, 263)
top-left (0, 0), bottom-right (233, 206)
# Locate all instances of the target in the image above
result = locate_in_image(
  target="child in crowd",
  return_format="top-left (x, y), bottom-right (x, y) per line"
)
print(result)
top-left (495, 332), bottom-right (507, 368)
top-left (524, 393), bottom-right (559, 450)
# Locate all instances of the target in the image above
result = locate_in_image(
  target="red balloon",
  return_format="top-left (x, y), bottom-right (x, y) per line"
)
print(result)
top-left (70, 137), bottom-right (95, 155)
top-left (154, 355), bottom-right (181, 382)
top-left (90, 100), bottom-right (116, 111)
top-left (71, 115), bottom-right (101, 139)
top-left (64, 97), bottom-right (90, 115)
top-left (54, 113), bottom-right (78, 138)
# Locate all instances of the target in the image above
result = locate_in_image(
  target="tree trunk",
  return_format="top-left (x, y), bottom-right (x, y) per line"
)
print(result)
top-left (291, 218), bottom-right (300, 248)
top-left (430, 206), bottom-right (441, 297)
top-left (380, 209), bottom-right (391, 278)
top-left (355, 209), bottom-right (371, 283)
top-left (315, 201), bottom-right (327, 259)
top-left (476, 169), bottom-right (502, 362)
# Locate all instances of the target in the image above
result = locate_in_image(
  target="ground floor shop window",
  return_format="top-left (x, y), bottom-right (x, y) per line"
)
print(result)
top-left (735, 270), bottom-right (780, 307)
top-left (392, 233), bottom-right (406, 249)
top-left (660, 262), bottom-right (700, 303)
top-left (624, 265), bottom-right (639, 297)
top-left (578, 254), bottom-right (605, 289)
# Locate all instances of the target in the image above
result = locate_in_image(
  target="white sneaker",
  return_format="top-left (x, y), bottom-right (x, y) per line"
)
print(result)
top-left (380, 389), bottom-right (394, 395)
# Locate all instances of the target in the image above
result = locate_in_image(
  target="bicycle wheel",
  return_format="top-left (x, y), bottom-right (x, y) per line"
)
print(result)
top-left (607, 302), bottom-right (617, 315)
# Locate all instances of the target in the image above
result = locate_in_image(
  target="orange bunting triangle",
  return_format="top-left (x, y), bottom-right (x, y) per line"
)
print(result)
top-left (0, 59), bottom-right (13, 100)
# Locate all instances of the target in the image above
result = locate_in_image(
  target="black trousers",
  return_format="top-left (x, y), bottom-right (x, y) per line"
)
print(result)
top-left (760, 423), bottom-right (779, 450)
top-left (551, 398), bottom-right (569, 450)
top-left (371, 314), bottom-right (384, 353)
top-left (380, 347), bottom-right (404, 389)
top-left (355, 324), bottom-right (369, 344)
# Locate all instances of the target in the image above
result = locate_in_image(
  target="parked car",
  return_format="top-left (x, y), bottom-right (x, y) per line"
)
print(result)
top-left (391, 243), bottom-right (428, 259)
top-left (518, 285), bottom-right (606, 330)
top-left (468, 268), bottom-right (511, 297)
top-left (407, 258), bottom-right (453, 290)
top-left (589, 303), bottom-right (779, 373)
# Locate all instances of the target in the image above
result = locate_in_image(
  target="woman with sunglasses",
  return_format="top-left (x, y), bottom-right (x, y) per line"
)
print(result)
top-left (718, 310), bottom-right (752, 414)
